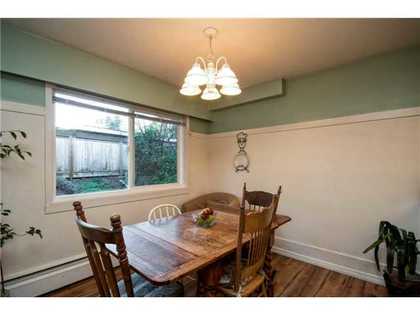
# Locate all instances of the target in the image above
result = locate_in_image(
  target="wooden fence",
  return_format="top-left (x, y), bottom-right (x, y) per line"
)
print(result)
top-left (56, 129), bottom-right (128, 178)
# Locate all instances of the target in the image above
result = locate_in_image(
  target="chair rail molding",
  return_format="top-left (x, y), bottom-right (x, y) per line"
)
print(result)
top-left (208, 105), bottom-right (420, 138)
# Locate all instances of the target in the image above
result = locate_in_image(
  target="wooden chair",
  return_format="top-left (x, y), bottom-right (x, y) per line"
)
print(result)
top-left (241, 183), bottom-right (282, 296)
top-left (215, 196), bottom-right (276, 297)
top-left (73, 201), bottom-right (184, 297)
top-left (242, 183), bottom-right (282, 214)
top-left (148, 204), bottom-right (182, 221)
top-left (181, 192), bottom-right (240, 213)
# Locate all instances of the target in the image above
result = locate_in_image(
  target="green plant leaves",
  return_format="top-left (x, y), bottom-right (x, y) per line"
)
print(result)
top-left (1, 209), bottom-right (11, 216)
top-left (0, 137), bottom-right (42, 248)
top-left (25, 226), bottom-right (43, 239)
top-left (0, 130), bottom-right (31, 160)
top-left (0, 130), bottom-right (27, 139)
top-left (364, 220), bottom-right (419, 281)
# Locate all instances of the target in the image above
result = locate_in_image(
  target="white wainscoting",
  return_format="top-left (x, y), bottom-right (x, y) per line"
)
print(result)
top-left (208, 106), bottom-right (420, 286)
top-left (2, 103), bottom-right (420, 295)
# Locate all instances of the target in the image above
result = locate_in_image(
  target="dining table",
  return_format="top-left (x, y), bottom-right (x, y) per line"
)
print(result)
top-left (106, 205), bottom-right (291, 297)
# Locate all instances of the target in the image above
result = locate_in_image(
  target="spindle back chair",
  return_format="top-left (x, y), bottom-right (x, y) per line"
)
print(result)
top-left (216, 197), bottom-right (276, 296)
top-left (241, 183), bottom-right (282, 214)
top-left (148, 204), bottom-right (182, 221)
top-left (73, 201), bottom-right (134, 297)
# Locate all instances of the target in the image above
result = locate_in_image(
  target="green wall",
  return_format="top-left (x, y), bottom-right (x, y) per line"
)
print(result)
top-left (189, 117), bottom-right (211, 134)
top-left (1, 21), bottom-right (210, 121)
top-left (1, 72), bottom-right (45, 106)
top-left (210, 45), bottom-right (420, 133)
top-left (2, 21), bottom-right (419, 135)
top-left (0, 72), bottom-right (211, 133)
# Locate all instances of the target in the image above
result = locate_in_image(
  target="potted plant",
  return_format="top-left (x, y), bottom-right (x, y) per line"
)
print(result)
top-left (364, 221), bottom-right (420, 296)
top-left (0, 130), bottom-right (42, 297)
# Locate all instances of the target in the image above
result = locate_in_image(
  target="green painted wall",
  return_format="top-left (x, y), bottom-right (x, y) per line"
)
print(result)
top-left (2, 21), bottom-right (419, 135)
top-left (1, 21), bottom-right (210, 120)
top-left (1, 72), bottom-right (45, 106)
top-left (0, 72), bottom-right (210, 133)
top-left (210, 45), bottom-right (420, 133)
top-left (189, 117), bottom-right (211, 134)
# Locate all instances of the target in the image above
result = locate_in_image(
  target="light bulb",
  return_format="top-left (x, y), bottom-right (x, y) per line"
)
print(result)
top-left (201, 85), bottom-right (221, 101)
top-left (220, 83), bottom-right (242, 96)
top-left (180, 83), bottom-right (201, 96)
top-left (185, 62), bottom-right (208, 86)
top-left (215, 63), bottom-right (238, 86)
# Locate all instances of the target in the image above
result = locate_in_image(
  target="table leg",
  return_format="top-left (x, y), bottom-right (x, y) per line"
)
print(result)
top-left (196, 261), bottom-right (224, 297)
top-left (196, 274), bottom-right (206, 297)
top-left (264, 230), bottom-right (275, 297)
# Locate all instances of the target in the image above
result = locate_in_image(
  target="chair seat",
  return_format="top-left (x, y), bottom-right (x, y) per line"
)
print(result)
top-left (215, 259), bottom-right (266, 297)
top-left (217, 273), bottom-right (266, 297)
top-left (118, 273), bottom-right (184, 297)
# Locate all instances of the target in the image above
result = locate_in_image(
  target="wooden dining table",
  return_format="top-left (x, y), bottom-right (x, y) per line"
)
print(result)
top-left (106, 205), bottom-right (291, 296)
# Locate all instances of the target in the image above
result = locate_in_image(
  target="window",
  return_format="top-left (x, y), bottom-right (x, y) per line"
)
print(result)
top-left (52, 88), bottom-right (185, 197)
top-left (134, 117), bottom-right (178, 186)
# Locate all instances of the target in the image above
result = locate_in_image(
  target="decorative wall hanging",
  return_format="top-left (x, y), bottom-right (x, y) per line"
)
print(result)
top-left (233, 131), bottom-right (250, 173)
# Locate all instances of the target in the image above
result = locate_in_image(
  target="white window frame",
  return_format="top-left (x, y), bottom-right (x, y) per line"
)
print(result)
top-left (45, 84), bottom-right (189, 214)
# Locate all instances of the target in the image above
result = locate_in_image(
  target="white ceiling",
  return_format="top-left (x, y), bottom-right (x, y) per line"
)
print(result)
top-left (7, 18), bottom-right (420, 88)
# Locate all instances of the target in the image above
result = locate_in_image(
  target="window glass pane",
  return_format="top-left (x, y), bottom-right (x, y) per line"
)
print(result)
top-left (134, 118), bottom-right (178, 186)
top-left (54, 92), bottom-right (130, 113)
top-left (55, 101), bottom-right (128, 196)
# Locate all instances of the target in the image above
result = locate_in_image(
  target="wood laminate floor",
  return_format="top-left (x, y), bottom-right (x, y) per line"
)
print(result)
top-left (43, 254), bottom-right (388, 297)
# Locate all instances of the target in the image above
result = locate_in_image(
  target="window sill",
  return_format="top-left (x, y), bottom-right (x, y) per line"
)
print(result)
top-left (45, 183), bottom-right (189, 214)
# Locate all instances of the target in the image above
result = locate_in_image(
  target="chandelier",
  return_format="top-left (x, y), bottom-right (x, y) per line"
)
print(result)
top-left (180, 27), bottom-right (241, 101)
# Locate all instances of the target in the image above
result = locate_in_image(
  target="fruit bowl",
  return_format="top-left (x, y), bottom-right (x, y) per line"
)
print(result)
top-left (193, 208), bottom-right (216, 228)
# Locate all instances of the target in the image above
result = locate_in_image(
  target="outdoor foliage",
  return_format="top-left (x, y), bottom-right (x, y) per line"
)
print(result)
top-left (56, 175), bottom-right (127, 195)
top-left (134, 121), bottom-right (177, 186)
top-left (56, 120), bottom-right (178, 195)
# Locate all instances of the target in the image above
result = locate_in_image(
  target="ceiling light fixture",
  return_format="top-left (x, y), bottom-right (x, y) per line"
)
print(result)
top-left (180, 27), bottom-right (241, 101)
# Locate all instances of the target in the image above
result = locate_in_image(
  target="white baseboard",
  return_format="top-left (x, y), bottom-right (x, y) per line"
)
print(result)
top-left (5, 258), bottom-right (92, 297)
top-left (272, 237), bottom-right (385, 286)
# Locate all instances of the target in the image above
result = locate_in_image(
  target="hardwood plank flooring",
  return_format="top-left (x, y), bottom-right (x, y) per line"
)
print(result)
top-left (43, 254), bottom-right (388, 297)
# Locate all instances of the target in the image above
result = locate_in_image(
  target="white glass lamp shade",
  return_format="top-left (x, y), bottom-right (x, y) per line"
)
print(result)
top-left (201, 85), bottom-right (221, 101)
top-left (180, 83), bottom-right (201, 96)
top-left (185, 63), bottom-right (208, 86)
top-left (220, 83), bottom-right (242, 96)
top-left (215, 63), bottom-right (238, 86)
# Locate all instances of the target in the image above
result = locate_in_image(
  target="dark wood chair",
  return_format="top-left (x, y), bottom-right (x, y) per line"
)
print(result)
top-left (241, 183), bottom-right (282, 214)
top-left (215, 195), bottom-right (276, 297)
top-left (241, 183), bottom-right (282, 296)
top-left (73, 201), bottom-right (184, 297)
top-left (181, 192), bottom-right (240, 213)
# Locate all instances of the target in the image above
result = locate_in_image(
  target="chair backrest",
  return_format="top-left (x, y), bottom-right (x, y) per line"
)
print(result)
top-left (181, 192), bottom-right (240, 213)
top-left (148, 203), bottom-right (182, 221)
top-left (241, 183), bottom-right (282, 214)
top-left (73, 201), bottom-right (134, 297)
top-left (234, 198), bottom-right (276, 292)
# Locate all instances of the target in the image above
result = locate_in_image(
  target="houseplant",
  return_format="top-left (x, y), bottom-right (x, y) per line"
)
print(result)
top-left (364, 221), bottom-right (420, 296)
top-left (0, 130), bottom-right (42, 297)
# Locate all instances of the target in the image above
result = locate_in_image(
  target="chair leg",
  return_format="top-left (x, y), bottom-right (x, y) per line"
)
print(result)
top-left (259, 282), bottom-right (268, 297)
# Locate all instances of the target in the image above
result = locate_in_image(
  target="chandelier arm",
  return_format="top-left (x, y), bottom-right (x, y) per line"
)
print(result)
top-left (215, 56), bottom-right (227, 72)
top-left (195, 56), bottom-right (208, 72)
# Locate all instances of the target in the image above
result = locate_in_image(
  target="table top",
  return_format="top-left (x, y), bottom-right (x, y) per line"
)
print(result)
top-left (107, 207), bottom-right (291, 285)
